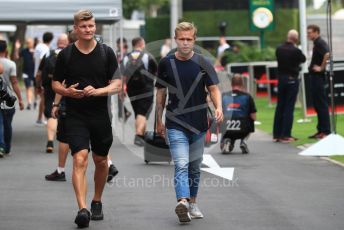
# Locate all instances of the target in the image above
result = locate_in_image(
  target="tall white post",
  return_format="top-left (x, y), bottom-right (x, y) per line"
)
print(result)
top-left (299, 0), bottom-right (308, 71)
top-left (170, 0), bottom-right (178, 48)
top-left (298, 0), bottom-right (311, 122)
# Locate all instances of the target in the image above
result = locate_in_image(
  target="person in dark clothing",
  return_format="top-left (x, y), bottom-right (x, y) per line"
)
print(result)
top-left (38, 33), bottom-right (69, 153)
top-left (273, 30), bottom-right (306, 143)
top-left (307, 24), bottom-right (331, 139)
top-left (221, 75), bottom-right (257, 154)
top-left (52, 10), bottom-right (122, 228)
top-left (115, 37), bottom-right (131, 122)
top-left (156, 22), bottom-right (223, 223)
top-left (122, 37), bottom-right (157, 146)
top-left (18, 38), bottom-right (35, 109)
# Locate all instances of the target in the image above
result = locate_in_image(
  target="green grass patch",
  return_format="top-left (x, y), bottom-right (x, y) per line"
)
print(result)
top-left (330, 156), bottom-right (344, 164)
top-left (255, 97), bottom-right (344, 146)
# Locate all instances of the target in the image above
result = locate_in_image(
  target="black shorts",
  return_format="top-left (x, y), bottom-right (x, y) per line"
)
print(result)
top-left (130, 96), bottom-right (153, 118)
top-left (65, 115), bottom-right (113, 156)
top-left (56, 117), bottom-right (67, 143)
top-left (222, 132), bottom-right (250, 141)
top-left (44, 91), bottom-right (55, 119)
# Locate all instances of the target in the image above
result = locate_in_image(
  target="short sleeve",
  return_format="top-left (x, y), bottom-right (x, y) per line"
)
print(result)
top-left (155, 58), bottom-right (168, 88)
top-left (120, 55), bottom-right (130, 77)
top-left (148, 54), bottom-right (158, 75)
top-left (106, 46), bottom-right (120, 80)
top-left (38, 55), bottom-right (46, 72)
top-left (316, 39), bottom-right (329, 57)
top-left (248, 95), bottom-right (257, 114)
top-left (200, 56), bottom-right (219, 86)
top-left (53, 49), bottom-right (66, 83)
top-left (297, 49), bottom-right (306, 63)
top-left (9, 61), bottom-right (17, 77)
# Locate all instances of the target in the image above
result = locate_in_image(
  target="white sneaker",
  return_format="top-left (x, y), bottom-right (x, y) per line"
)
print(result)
top-left (189, 203), bottom-right (204, 219)
top-left (35, 120), bottom-right (45, 127)
top-left (175, 201), bottom-right (191, 223)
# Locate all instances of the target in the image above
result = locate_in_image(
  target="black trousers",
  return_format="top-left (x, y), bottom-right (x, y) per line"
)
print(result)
top-left (310, 73), bottom-right (331, 134)
top-left (273, 74), bottom-right (299, 138)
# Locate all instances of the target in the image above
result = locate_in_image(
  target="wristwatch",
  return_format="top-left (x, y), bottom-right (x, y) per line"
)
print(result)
top-left (52, 102), bottom-right (59, 107)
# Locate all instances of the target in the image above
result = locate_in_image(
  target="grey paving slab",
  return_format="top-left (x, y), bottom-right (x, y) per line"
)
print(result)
top-left (0, 108), bottom-right (344, 230)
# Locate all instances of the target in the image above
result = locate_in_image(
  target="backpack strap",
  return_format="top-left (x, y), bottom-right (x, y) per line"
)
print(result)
top-left (63, 42), bottom-right (109, 73)
top-left (63, 43), bottom-right (74, 66)
top-left (99, 43), bottom-right (107, 63)
top-left (127, 51), bottom-right (145, 65)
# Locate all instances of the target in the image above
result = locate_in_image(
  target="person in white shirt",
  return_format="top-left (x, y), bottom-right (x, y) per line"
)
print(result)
top-left (34, 32), bottom-right (54, 125)
top-left (0, 40), bottom-right (24, 157)
top-left (217, 36), bottom-right (230, 58)
top-left (160, 38), bottom-right (172, 58)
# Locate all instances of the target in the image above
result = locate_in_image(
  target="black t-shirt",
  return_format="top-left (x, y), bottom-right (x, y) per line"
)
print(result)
top-left (20, 48), bottom-right (35, 78)
top-left (156, 53), bottom-right (219, 134)
top-left (53, 43), bottom-right (119, 118)
top-left (276, 42), bottom-right (306, 77)
top-left (121, 50), bottom-right (157, 95)
top-left (39, 50), bottom-right (58, 99)
top-left (309, 37), bottom-right (329, 73)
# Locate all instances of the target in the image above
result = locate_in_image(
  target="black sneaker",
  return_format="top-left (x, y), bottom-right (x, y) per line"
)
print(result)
top-left (74, 208), bottom-right (90, 228)
top-left (240, 141), bottom-right (249, 154)
top-left (308, 132), bottom-right (320, 139)
top-left (45, 170), bottom-right (66, 181)
top-left (90, 201), bottom-right (104, 221)
top-left (134, 135), bottom-right (145, 147)
top-left (46, 141), bottom-right (54, 153)
top-left (107, 164), bottom-right (119, 182)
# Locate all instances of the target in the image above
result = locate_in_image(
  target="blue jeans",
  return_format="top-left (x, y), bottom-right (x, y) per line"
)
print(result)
top-left (0, 108), bottom-right (15, 153)
top-left (166, 128), bottom-right (205, 201)
top-left (273, 75), bottom-right (299, 138)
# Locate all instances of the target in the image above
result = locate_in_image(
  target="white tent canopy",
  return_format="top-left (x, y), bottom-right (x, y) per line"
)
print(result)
top-left (0, 0), bottom-right (122, 24)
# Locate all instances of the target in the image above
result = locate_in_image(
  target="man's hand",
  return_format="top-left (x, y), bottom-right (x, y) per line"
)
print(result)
top-left (15, 39), bottom-right (21, 50)
top-left (51, 106), bottom-right (59, 119)
top-left (312, 65), bottom-right (322, 72)
top-left (83, 85), bottom-right (96, 97)
top-left (157, 121), bottom-right (165, 138)
top-left (36, 86), bottom-right (43, 95)
top-left (214, 108), bottom-right (223, 124)
top-left (65, 83), bottom-right (84, 98)
top-left (84, 85), bottom-right (105, 97)
top-left (18, 100), bottom-right (24, 110)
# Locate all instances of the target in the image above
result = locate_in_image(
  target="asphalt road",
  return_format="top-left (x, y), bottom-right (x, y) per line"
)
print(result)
top-left (0, 103), bottom-right (343, 230)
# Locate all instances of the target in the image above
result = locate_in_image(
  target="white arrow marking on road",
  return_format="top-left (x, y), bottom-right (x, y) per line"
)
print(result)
top-left (201, 154), bottom-right (234, 181)
top-left (201, 168), bottom-right (234, 181)
top-left (202, 154), bottom-right (220, 168)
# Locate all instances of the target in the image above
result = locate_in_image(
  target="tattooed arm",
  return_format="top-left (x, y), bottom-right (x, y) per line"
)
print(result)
top-left (156, 87), bottom-right (167, 137)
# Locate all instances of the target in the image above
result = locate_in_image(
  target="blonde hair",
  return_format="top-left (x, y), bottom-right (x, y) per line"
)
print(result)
top-left (174, 22), bottom-right (197, 38)
top-left (74, 9), bottom-right (94, 25)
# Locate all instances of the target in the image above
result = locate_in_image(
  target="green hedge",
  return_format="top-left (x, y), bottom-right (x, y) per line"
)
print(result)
top-left (183, 9), bottom-right (299, 47)
top-left (144, 16), bottom-right (170, 43)
top-left (145, 9), bottom-right (299, 48)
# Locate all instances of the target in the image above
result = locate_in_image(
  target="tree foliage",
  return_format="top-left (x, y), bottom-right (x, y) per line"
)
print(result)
top-left (123, 0), bottom-right (168, 19)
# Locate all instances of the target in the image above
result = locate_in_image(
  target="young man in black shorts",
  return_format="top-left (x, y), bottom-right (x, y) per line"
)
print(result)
top-left (52, 10), bottom-right (122, 228)
top-left (38, 33), bottom-right (69, 153)
top-left (122, 37), bottom-right (157, 146)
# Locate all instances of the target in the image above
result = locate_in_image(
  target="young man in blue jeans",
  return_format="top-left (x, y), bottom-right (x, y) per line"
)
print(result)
top-left (0, 40), bottom-right (24, 157)
top-left (156, 22), bottom-right (223, 223)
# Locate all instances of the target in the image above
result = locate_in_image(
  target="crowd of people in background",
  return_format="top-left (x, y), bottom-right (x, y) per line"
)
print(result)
top-left (0, 9), bottom-right (333, 227)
